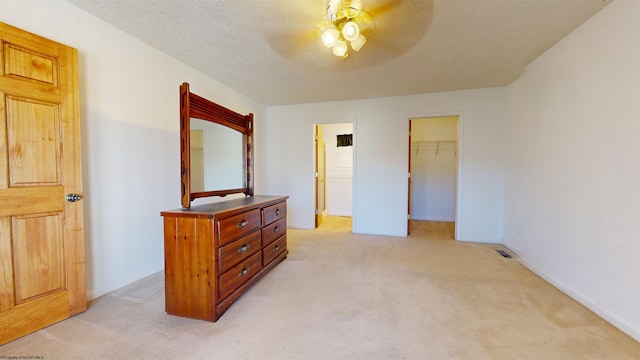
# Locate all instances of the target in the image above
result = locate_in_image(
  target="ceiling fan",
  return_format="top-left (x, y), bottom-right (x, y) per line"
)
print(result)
top-left (262, 0), bottom-right (434, 70)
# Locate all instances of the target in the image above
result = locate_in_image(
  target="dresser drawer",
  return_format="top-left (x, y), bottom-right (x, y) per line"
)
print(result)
top-left (218, 209), bottom-right (261, 246)
top-left (219, 230), bottom-right (262, 273)
top-left (219, 251), bottom-right (262, 300)
top-left (263, 202), bottom-right (286, 225)
top-left (262, 217), bottom-right (286, 247)
top-left (263, 234), bottom-right (287, 266)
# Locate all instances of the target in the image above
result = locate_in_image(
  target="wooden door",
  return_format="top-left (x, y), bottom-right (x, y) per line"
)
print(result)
top-left (0, 22), bottom-right (86, 344)
top-left (314, 125), bottom-right (326, 227)
top-left (318, 130), bottom-right (326, 226)
top-left (408, 120), bottom-right (412, 235)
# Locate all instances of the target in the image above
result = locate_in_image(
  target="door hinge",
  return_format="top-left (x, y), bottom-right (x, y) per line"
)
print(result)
top-left (408, 214), bottom-right (411, 220)
top-left (315, 209), bottom-right (318, 215)
top-left (315, 172), bottom-right (318, 177)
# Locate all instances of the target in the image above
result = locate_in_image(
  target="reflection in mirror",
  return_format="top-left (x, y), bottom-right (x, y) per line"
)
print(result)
top-left (189, 119), bottom-right (245, 193)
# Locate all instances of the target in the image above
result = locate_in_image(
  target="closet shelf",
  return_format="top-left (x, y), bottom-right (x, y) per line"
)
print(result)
top-left (411, 140), bottom-right (457, 156)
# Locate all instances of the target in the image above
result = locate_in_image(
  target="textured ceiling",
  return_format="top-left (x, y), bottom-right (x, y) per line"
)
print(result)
top-left (68, 0), bottom-right (610, 106)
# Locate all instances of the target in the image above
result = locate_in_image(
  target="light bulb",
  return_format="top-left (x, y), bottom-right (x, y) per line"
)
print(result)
top-left (332, 40), bottom-right (348, 57)
top-left (350, 34), bottom-right (366, 51)
top-left (342, 21), bottom-right (360, 41)
top-left (322, 28), bottom-right (340, 48)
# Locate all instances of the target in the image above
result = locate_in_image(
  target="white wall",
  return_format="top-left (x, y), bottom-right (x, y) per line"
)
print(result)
top-left (262, 88), bottom-right (507, 239)
top-left (411, 117), bottom-right (458, 221)
top-left (504, 0), bottom-right (640, 341)
top-left (0, 0), bottom-right (266, 299)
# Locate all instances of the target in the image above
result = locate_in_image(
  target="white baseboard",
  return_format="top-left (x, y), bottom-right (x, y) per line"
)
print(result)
top-left (503, 241), bottom-right (640, 343)
top-left (411, 216), bottom-right (455, 222)
top-left (87, 268), bottom-right (163, 300)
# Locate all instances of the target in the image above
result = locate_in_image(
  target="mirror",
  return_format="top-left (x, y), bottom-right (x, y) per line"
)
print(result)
top-left (180, 82), bottom-right (254, 208)
top-left (189, 119), bottom-right (245, 193)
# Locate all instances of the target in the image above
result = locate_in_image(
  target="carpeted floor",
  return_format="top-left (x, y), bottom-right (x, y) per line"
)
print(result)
top-left (1, 217), bottom-right (639, 359)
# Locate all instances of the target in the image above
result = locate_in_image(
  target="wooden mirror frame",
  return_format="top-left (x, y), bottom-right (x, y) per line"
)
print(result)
top-left (180, 82), bottom-right (254, 208)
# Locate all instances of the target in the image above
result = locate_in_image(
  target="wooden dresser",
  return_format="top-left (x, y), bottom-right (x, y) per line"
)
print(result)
top-left (161, 195), bottom-right (288, 321)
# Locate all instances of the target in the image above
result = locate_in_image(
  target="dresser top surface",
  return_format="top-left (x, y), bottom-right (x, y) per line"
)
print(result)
top-left (161, 195), bottom-right (288, 218)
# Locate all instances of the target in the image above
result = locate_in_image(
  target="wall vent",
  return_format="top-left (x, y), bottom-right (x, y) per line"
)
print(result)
top-left (496, 249), bottom-right (513, 258)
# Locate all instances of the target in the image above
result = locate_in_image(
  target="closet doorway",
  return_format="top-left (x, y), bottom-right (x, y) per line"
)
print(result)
top-left (314, 123), bottom-right (354, 230)
top-left (408, 116), bottom-right (459, 234)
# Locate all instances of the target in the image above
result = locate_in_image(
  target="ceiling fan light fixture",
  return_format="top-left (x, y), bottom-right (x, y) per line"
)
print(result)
top-left (318, 0), bottom-right (373, 59)
top-left (350, 34), bottom-right (366, 51)
top-left (342, 21), bottom-right (360, 41)
top-left (322, 28), bottom-right (340, 47)
top-left (332, 40), bottom-right (348, 57)
top-left (354, 11), bottom-right (374, 32)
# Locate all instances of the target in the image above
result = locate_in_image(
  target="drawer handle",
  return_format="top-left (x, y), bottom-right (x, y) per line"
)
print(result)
top-left (237, 244), bottom-right (249, 254)
top-left (275, 209), bottom-right (280, 216)
top-left (237, 220), bottom-right (248, 228)
top-left (274, 245), bottom-right (280, 253)
top-left (239, 266), bottom-right (250, 277)
top-left (273, 226), bottom-right (279, 234)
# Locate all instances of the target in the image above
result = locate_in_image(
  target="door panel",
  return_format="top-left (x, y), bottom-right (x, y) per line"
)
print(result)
top-left (12, 213), bottom-right (65, 304)
top-left (3, 42), bottom-right (58, 86)
top-left (0, 22), bottom-right (85, 345)
top-left (7, 97), bottom-right (61, 185)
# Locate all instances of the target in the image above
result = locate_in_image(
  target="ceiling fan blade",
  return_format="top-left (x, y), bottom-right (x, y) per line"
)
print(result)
top-left (366, 0), bottom-right (402, 16)
top-left (266, 30), bottom-right (320, 58)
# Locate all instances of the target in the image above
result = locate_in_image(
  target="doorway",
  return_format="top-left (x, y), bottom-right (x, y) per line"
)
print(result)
top-left (314, 123), bottom-right (354, 230)
top-left (408, 116), bottom-right (459, 235)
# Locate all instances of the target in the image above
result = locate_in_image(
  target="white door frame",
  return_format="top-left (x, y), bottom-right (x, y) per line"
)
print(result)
top-left (407, 112), bottom-right (463, 240)
top-left (313, 120), bottom-right (356, 231)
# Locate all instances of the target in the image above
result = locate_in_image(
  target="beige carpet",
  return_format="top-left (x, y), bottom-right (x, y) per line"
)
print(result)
top-left (2, 217), bottom-right (639, 359)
